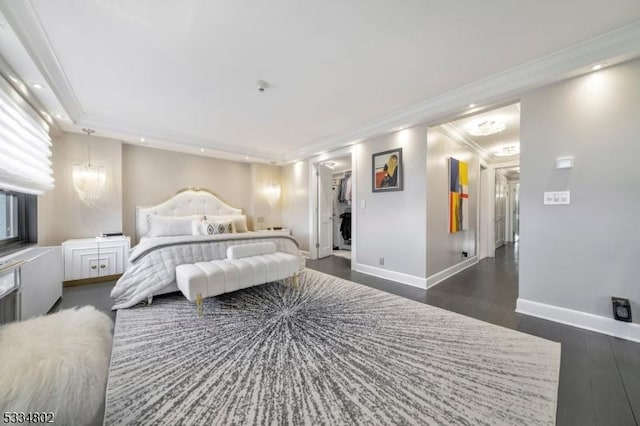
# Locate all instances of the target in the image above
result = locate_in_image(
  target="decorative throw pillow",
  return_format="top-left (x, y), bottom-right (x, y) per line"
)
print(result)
top-left (201, 220), bottom-right (234, 235)
top-left (206, 215), bottom-right (248, 233)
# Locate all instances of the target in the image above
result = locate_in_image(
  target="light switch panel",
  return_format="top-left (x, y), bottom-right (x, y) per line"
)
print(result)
top-left (360, 200), bottom-right (366, 209)
top-left (544, 191), bottom-right (570, 205)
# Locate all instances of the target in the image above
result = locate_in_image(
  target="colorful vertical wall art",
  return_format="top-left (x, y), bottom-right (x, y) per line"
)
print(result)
top-left (448, 157), bottom-right (469, 233)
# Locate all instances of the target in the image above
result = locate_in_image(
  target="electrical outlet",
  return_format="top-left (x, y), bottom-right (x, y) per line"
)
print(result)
top-left (379, 257), bottom-right (384, 266)
top-left (256, 217), bottom-right (265, 223)
top-left (462, 251), bottom-right (468, 258)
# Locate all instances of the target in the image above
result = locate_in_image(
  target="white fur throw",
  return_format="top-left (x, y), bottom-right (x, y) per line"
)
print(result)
top-left (0, 306), bottom-right (113, 426)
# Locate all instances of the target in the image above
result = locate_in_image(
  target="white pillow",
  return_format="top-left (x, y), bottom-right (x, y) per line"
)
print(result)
top-left (227, 242), bottom-right (276, 259)
top-left (191, 220), bottom-right (203, 236)
top-left (147, 215), bottom-right (204, 238)
top-left (201, 220), bottom-right (234, 235)
top-left (207, 214), bottom-right (248, 233)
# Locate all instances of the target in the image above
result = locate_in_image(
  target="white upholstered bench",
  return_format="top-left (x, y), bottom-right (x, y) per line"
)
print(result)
top-left (176, 242), bottom-right (300, 314)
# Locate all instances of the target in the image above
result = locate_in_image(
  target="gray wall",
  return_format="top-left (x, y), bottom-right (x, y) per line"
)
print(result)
top-left (38, 132), bottom-right (123, 245)
top-left (519, 58), bottom-right (640, 324)
top-left (40, 139), bottom-right (286, 246)
top-left (426, 128), bottom-right (479, 276)
top-left (282, 161), bottom-right (310, 252)
top-left (122, 144), bottom-right (255, 243)
top-left (355, 126), bottom-right (427, 279)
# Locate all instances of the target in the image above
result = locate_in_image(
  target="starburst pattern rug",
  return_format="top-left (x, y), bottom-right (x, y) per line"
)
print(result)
top-left (105, 269), bottom-right (560, 425)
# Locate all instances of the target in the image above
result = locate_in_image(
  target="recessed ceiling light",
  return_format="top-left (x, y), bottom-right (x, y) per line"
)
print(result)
top-left (140, 137), bottom-right (145, 142)
top-left (200, 148), bottom-right (205, 152)
top-left (31, 83), bottom-right (45, 89)
top-left (468, 104), bottom-right (476, 108)
top-left (590, 62), bottom-right (606, 71)
top-left (245, 156), bottom-right (250, 160)
top-left (54, 113), bottom-right (65, 119)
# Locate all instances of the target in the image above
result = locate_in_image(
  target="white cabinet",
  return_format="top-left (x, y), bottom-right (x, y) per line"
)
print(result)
top-left (0, 246), bottom-right (63, 322)
top-left (62, 236), bottom-right (130, 282)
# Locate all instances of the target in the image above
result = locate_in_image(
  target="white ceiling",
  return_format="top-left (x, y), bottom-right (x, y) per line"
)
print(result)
top-left (0, 1), bottom-right (640, 162)
top-left (448, 103), bottom-right (520, 163)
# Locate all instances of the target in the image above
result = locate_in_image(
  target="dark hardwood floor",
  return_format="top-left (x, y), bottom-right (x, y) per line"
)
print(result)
top-left (60, 244), bottom-right (639, 425)
top-left (307, 244), bottom-right (640, 426)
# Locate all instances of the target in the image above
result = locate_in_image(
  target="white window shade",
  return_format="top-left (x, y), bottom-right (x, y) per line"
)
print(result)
top-left (0, 78), bottom-right (53, 195)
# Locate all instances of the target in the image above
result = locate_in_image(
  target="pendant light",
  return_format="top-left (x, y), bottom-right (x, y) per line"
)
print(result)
top-left (72, 128), bottom-right (105, 207)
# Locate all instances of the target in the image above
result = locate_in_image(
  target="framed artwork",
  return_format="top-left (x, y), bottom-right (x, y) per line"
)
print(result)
top-left (448, 157), bottom-right (469, 233)
top-left (372, 148), bottom-right (403, 192)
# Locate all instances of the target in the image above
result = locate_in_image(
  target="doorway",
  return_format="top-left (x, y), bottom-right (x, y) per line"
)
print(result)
top-left (494, 166), bottom-right (520, 249)
top-left (311, 151), bottom-right (355, 263)
top-left (330, 156), bottom-right (352, 261)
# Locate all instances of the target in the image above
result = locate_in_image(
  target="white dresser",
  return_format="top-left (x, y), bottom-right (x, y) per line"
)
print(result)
top-left (62, 236), bottom-right (130, 283)
top-left (0, 246), bottom-right (63, 323)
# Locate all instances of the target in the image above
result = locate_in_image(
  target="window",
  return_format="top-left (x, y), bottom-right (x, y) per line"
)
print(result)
top-left (0, 190), bottom-right (37, 252)
top-left (0, 192), bottom-right (18, 242)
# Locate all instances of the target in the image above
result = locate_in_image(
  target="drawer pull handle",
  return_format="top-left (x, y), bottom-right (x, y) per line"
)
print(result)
top-left (91, 265), bottom-right (97, 270)
top-left (100, 264), bottom-right (106, 269)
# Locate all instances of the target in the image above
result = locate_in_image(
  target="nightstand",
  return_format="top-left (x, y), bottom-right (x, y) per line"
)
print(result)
top-left (255, 228), bottom-right (291, 236)
top-left (61, 236), bottom-right (130, 285)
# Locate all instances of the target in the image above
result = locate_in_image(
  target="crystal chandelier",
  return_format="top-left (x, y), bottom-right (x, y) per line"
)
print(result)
top-left (73, 128), bottom-right (105, 207)
top-left (467, 120), bottom-right (506, 136)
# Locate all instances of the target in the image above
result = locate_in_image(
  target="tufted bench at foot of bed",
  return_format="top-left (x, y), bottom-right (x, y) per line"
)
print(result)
top-left (176, 242), bottom-right (300, 315)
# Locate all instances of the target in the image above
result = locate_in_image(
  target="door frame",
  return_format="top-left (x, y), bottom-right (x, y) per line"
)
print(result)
top-left (478, 159), bottom-right (519, 258)
top-left (308, 146), bottom-right (357, 264)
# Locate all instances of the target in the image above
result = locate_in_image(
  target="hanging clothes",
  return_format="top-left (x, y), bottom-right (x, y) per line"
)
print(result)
top-left (344, 175), bottom-right (352, 203)
top-left (338, 172), bottom-right (352, 203)
top-left (339, 211), bottom-right (351, 242)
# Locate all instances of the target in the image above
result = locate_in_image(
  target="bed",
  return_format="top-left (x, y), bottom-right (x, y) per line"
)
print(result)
top-left (110, 188), bottom-right (304, 309)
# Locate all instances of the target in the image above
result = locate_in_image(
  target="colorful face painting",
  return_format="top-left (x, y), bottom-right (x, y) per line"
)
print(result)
top-left (448, 158), bottom-right (469, 233)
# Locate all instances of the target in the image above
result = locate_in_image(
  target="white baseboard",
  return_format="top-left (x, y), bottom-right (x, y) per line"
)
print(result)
top-left (426, 256), bottom-right (478, 288)
top-left (353, 263), bottom-right (427, 289)
top-left (516, 298), bottom-right (640, 343)
top-left (300, 250), bottom-right (311, 259)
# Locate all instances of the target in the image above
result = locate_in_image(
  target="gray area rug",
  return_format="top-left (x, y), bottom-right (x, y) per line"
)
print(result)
top-left (105, 269), bottom-right (560, 425)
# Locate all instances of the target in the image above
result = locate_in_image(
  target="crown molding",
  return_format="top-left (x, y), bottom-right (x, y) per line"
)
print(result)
top-left (78, 114), bottom-right (281, 162)
top-left (436, 124), bottom-right (490, 161)
top-left (0, 0), bottom-right (85, 121)
top-left (3, 0), bottom-right (640, 163)
top-left (284, 21), bottom-right (640, 161)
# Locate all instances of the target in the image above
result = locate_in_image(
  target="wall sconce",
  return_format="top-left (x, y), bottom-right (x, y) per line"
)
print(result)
top-left (265, 182), bottom-right (281, 205)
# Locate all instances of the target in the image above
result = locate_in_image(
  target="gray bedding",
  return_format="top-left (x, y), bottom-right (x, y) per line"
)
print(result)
top-left (110, 233), bottom-right (304, 309)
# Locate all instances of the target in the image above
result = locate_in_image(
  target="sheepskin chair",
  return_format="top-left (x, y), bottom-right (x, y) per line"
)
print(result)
top-left (0, 306), bottom-right (113, 426)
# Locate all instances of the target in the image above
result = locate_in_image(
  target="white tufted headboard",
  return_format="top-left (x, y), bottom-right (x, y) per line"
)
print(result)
top-left (136, 188), bottom-right (243, 241)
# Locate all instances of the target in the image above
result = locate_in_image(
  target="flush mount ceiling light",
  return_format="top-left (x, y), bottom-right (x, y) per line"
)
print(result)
top-left (467, 120), bottom-right (506, 136)
top-left (493, 144), bottom-right (520, 157)
top-left (73, 128), bottom-right (106, 207)
top-left (321, 161), bottom-right (336, 169)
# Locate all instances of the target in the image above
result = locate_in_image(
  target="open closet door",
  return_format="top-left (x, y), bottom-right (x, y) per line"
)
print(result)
top-left (317, 164), bottom-right (333, 258)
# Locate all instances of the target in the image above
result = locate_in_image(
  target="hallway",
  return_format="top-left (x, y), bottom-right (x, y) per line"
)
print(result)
top-left (306, 245), bottom-right (640, 426)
